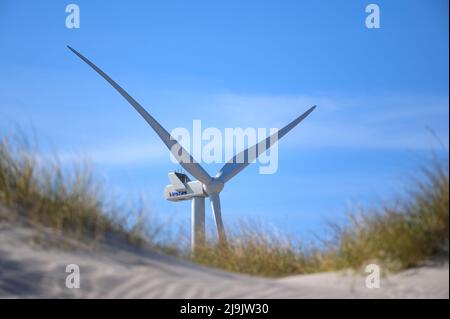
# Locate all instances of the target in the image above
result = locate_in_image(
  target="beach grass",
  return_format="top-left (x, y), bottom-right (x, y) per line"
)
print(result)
top-left (0, 133), bottom-right (448, 276)
top-left (0, 133), bottom-right (153, 248)
top-left (191, 162), bottom-right (448, 276)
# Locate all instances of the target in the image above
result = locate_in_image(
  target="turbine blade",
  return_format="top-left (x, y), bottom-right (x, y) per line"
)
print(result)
top-left (67, 46), bottom-right (212, 185)
top-left (209, 192), bottom-right (227, 243)
top-left (216, 105), bottom-right (316, 183)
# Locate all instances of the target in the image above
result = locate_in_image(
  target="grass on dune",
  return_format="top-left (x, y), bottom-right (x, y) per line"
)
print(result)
top-left (318, 163), bottom-right (449, 272)
top-left (0, 133), bottom-right (448, 276)
top-left (0, 134), bottom-right (155, 248)
top-left (192, 163), bottom-right (448, 276)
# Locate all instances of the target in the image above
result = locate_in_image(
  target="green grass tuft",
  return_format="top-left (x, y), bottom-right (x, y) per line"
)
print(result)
top-left (0, 133), bottom-right (156, 248)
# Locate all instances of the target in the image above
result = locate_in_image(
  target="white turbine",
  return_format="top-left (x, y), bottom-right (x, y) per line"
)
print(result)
top-left (68, 46), bottom-right (316, 250)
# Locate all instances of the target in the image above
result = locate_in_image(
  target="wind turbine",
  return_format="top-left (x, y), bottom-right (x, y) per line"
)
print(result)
top-left (68, 46), bottom-right (316, 250)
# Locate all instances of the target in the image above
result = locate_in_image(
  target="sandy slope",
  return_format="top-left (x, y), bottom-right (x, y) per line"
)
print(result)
top-left (0, 223), bottom-right (448, 299)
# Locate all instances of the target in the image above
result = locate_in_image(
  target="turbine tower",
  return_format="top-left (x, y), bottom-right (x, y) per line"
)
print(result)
top-left (68, 46), bottom-right (316, 251)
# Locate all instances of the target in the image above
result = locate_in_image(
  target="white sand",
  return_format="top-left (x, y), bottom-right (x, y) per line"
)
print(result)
top-left (0, 222), bottom-right (448, 299)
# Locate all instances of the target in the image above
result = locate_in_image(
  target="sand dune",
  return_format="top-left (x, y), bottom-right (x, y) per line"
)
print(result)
top-left (0, 222), bottom-right (448, 299)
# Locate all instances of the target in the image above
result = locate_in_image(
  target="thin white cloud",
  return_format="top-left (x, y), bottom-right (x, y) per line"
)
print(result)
top-left (204, 93), bottom-right (449, 151)
top-left (47, 92), bottom-right (449, 166)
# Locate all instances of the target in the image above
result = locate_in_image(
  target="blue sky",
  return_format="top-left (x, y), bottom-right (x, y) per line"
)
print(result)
top-left (0, 0), bottom-right (448, 241)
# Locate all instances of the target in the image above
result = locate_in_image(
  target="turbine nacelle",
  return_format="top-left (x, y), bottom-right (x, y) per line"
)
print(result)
top-left (164, 172), bottom-right (224, 201)
top-left (164, 172), bottom-right (206, 201)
